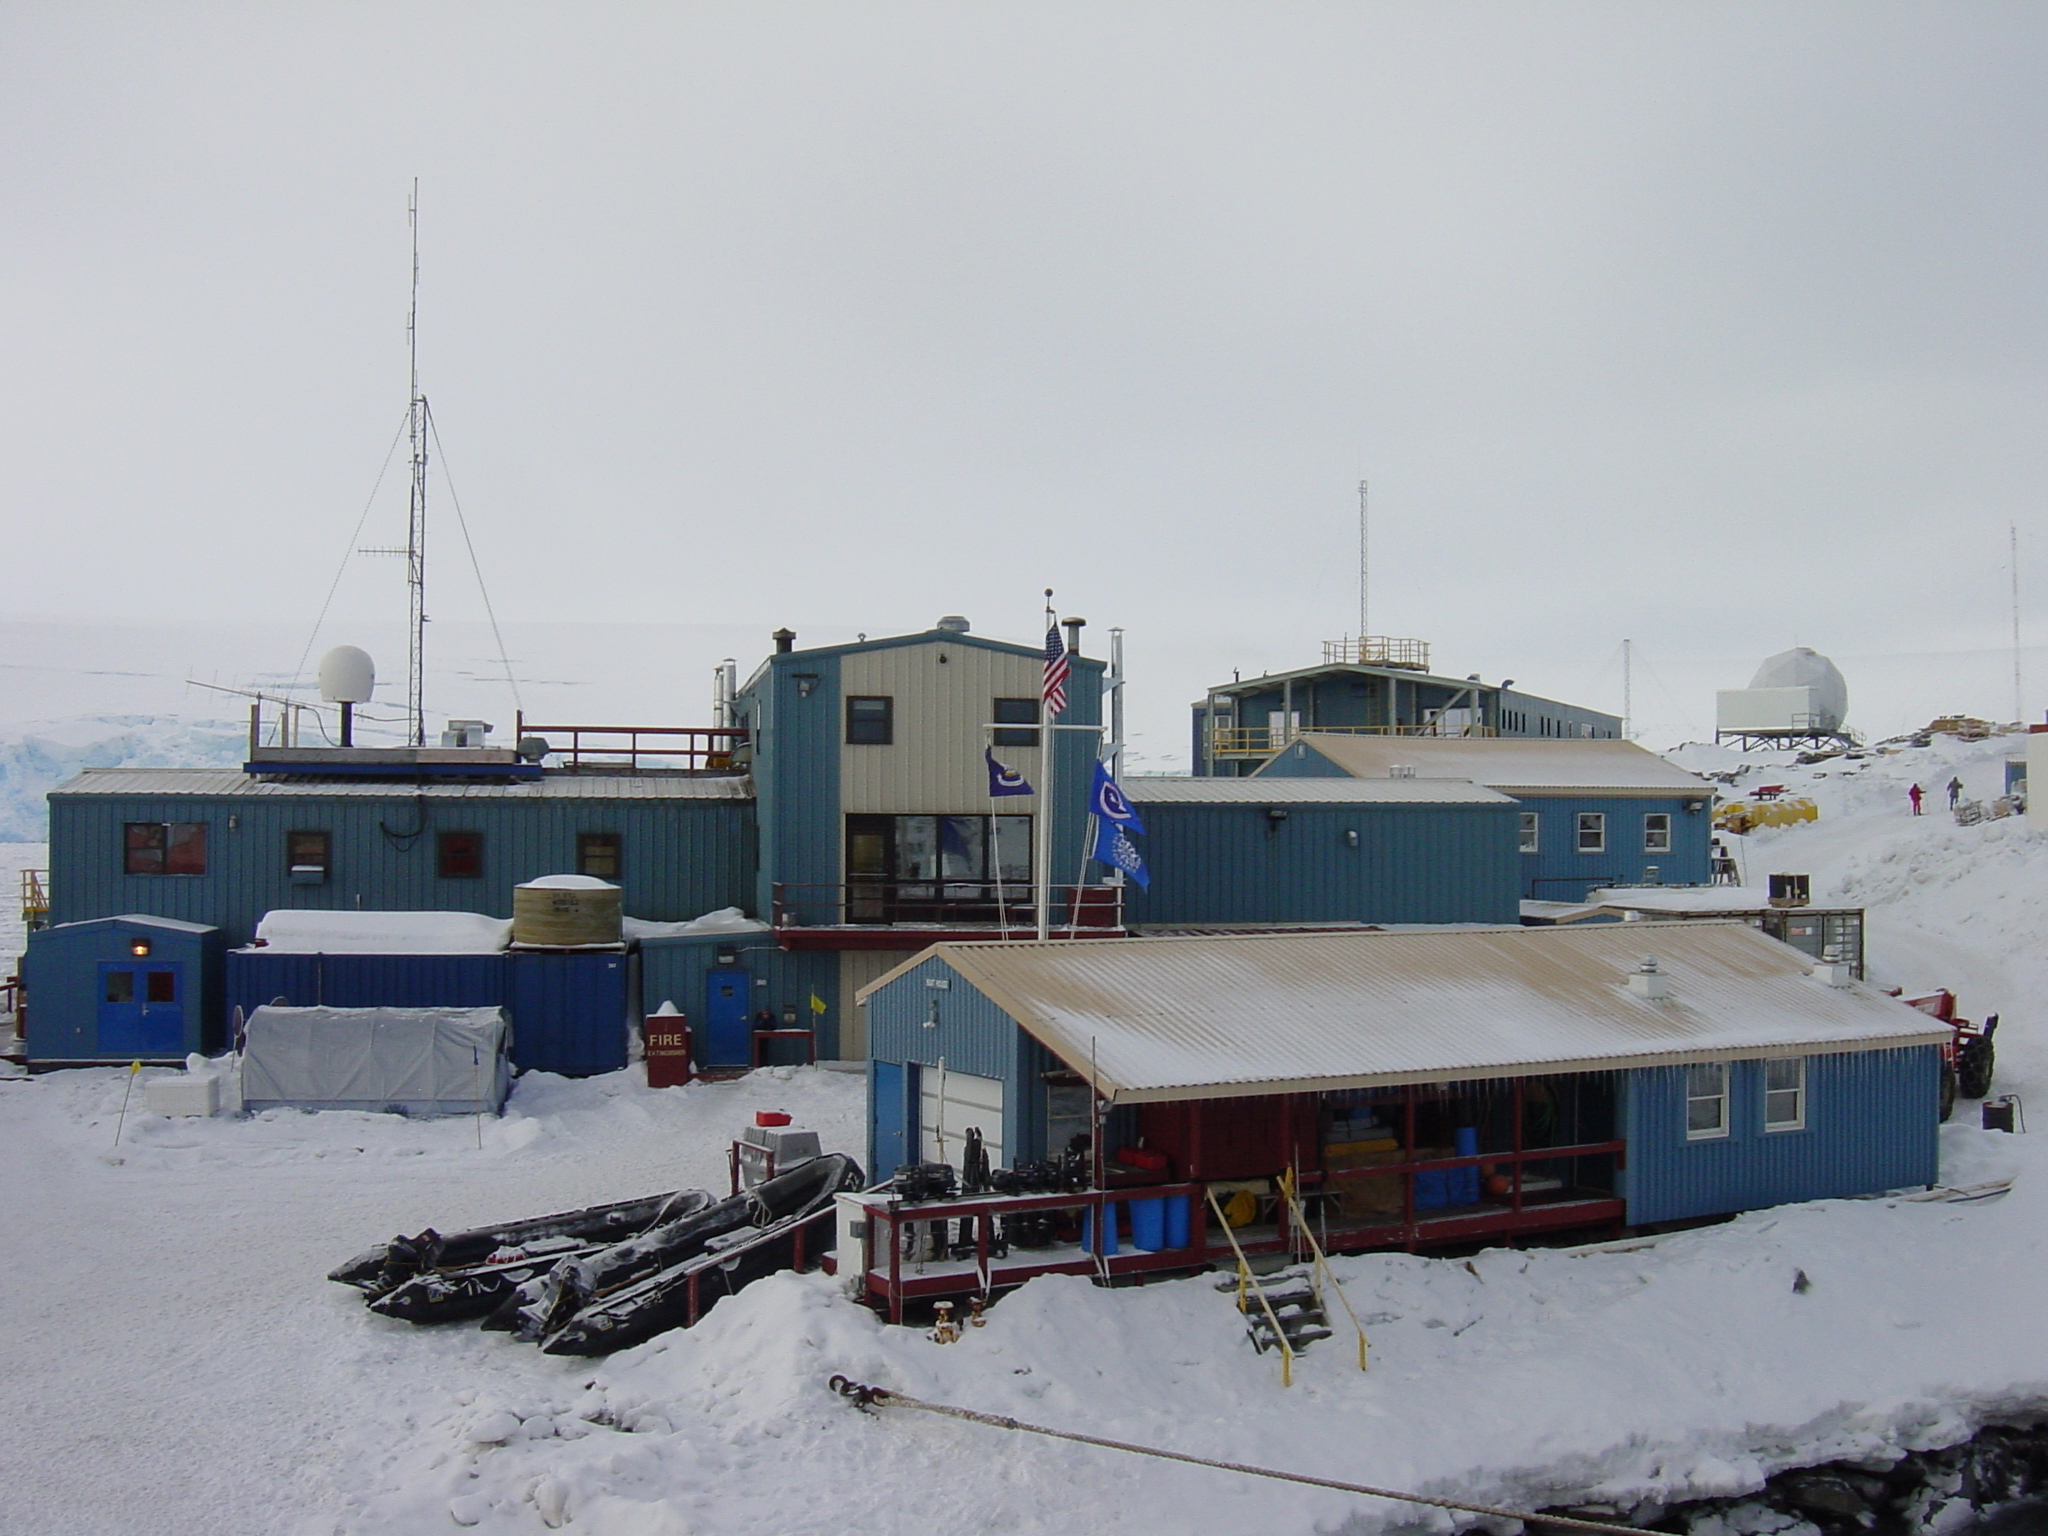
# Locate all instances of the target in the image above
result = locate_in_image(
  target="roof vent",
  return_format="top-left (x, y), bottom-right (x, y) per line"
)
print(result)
top-left (935, 615), bottom-right (971, 634)
top-left (1812, 960), bottom-right (1854, 989)
top-left (1388, 764), bottom-right (1417, 779)
top-left (1627, 955), bottom-right (1671, 1001)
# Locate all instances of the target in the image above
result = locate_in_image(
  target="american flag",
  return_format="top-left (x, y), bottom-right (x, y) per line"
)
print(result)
top-left (1042, 623), bottom-right (1070, 719)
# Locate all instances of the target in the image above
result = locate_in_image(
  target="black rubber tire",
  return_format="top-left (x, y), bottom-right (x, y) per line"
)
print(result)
top-left (1958, 1040), bottom-right (1996, 1102)
top-left (1939, 1059), bottom-right (1958, 1123)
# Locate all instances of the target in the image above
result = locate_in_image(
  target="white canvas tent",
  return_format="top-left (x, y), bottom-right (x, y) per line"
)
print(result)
top-left (241, 1005), bottom-right (512, 1115)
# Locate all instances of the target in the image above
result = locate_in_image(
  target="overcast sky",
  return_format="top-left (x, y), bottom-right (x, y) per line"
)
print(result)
top-left (4, 3), bottom-right (2044, 765)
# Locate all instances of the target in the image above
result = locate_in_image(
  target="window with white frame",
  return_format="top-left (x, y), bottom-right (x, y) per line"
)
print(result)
top-left (1519, 812), bottom-right (1540, 854)
top-left (1685, 1061), bottom-right (1729, 1139)
top-left (1763, 1057), bottom-right (1806, 1131)
top-left (1643, 812), bottom-right (1671, 853)
top-left (1576, 812), bottom-right (1606, 853)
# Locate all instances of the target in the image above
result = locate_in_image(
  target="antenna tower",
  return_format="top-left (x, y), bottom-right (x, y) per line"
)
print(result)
top-left (2012, 523), bottom-right (2024, 725)
top-left (1357, 480), bottom-right (1369, 640)
top-left (405, 180), bottom-right (428, 747)
top-left (1622, 638), bottom-right (1633, 740)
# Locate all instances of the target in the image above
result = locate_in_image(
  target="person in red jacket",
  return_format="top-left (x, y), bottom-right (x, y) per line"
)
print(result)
top-left (1909, 783), bottom-right (1924, 815)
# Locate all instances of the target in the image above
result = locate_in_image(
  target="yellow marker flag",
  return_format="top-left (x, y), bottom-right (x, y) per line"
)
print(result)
top-left (809, 991), bottom-right (827, 1016)
top-left (129, 1061), bottom-right (142, 1075)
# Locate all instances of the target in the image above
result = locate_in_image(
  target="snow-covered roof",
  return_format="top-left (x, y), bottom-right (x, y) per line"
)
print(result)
top-left (1256, 734), bottom-right (1713, 796)
top-left (249, 911), bottom-right (513, 954)
top-left (866, 922), bottom-right (1947, 1104)
top-left (1125, 777), bottom-right (1510, 806)
top-left (1588, 886), bottom-right (1858, 916)
top-left (49, 768), bottom-right (751, 800)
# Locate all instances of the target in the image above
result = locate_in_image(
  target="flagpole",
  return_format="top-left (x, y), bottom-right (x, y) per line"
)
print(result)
top-left (1034, 590), bottom-right (1056, 942)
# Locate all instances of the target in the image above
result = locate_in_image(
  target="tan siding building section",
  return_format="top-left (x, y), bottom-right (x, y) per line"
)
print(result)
top-left (837, 948), bottom-right (903, 1059)
top-left (840, 640), bottom-right (1044, 814)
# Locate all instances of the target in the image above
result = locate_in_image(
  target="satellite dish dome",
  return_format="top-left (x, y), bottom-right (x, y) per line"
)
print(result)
top-left (1748, 647), bottom-right (1848, 730)
top-left (318, 645), bottom-right (376, 705)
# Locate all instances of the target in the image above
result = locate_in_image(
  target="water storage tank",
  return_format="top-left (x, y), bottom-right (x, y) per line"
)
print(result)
top-left (512, 875), bottom-right (623, 948)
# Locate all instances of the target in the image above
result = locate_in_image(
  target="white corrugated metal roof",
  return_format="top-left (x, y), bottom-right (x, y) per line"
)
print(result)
top-left (868, 923), bottom-right (1947, 1104)
top-left (1256, 735), bottom-right (1713, 795)
top-left (1125, 777), bottom-right (1510, 806)
top-left (49, 768), bottom-right (753, 800)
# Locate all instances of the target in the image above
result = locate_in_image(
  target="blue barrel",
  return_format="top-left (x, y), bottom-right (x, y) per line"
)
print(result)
top-left (1452, 1127), bottom-right (1481, 1204)
top-left (1164, 1195), bottom-right (1191, 1249)
top-left (1128, 1197), bottom-right (1165, 1251)
top-left (1082, 1203), bottom-right (1119, 1255)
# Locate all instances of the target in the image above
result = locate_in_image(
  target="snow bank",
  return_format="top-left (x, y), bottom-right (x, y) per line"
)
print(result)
top-left (250, 909), bottom-right (514, 954)
top-left (518, 874), bottom-right (619, 891)
top-left (623, 907), bottom-right (771, 940)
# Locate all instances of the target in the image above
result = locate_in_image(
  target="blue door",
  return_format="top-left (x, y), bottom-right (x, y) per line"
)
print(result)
top-left (870, 1060), bottom-right (909, 1178)
top-left (703, 969), bottom-right (752, 1067)
top-left (98, 962), bottom-right (185, 1056)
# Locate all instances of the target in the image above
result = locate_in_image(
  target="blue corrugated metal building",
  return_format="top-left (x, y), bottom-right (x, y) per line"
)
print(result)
top-left (22, 915), bottom-right (227, 1064)
top-left (44, 771), bottom-right (753, 946)
top-left (858, 923), bottom-right (1945, 1246)
top-left (1120, 778), bottom-right (1521, 927)
top-left (1254, 733), bottom-right (1716, 898)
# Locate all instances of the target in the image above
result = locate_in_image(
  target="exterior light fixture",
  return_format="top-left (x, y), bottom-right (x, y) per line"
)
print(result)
top-left (1344, 829), bottom-right (1360, 848)
top-left (793, 674), bottom-right (820, 698)
top-left (715, 945), bottom-right (738, 967)
top-left (1266, 807), bottom-right (1289, 822)
top-left (129, 935), bottom-right (152, 957)
top-left (781, 1004), bottom-right (798, 1027)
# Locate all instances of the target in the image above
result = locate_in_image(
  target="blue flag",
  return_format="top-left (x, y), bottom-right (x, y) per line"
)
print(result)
top-left (1093, 817), bottom-right (1150, 889)
top-left (985, 746), bottom-right (1033, 798)
top-left (1089, 761), bottom-right (1145, 835)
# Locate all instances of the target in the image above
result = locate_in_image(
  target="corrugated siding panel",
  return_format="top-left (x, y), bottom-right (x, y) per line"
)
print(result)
top-left (507, 951), bottom-right (631, 1076)
top-left (866, 954), bottom-right (1036, 1172)
top-left (1622, 1046), bottom-right (1940, 1223)
top-left (931, 924), bottom-right (1950, 1103)
top-left (1126, 801), bottom-right (1519, 926)
top-left (23, 917), bottom-right (226, 1061)
top-left (745, 652), bottom-right (841, 922)
top-left (841, 642), bottom-right (1044, 814)
top-left (226, 951), bottom-right (507, 1017)
top-left (48, 791), bottom-right (752, 946)
top-left (638, 939), bottom-right (845, 1062)
top-left (1520, 795), bottom-right (1712, 898)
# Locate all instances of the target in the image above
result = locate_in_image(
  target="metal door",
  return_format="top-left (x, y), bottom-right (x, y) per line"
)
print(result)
top-left (869, 1060), bottom-right (908, 1177)
top-left (703, 968), bottom-right (752, 1067)
top-left (98, 962), bottom-right (184, 1056)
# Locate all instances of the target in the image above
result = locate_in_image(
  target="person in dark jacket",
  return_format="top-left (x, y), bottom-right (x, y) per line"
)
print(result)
top-left (1948, 776), bottom-right (1963, 809)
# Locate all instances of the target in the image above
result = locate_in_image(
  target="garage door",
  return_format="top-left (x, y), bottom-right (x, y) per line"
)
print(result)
top-left (918, 1066), bottom-right (1005, 1170)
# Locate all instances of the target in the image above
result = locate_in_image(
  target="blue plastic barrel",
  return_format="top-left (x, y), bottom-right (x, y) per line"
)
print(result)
top-left (1128, 1197), bottom-right (1165, 1251)
top-left (1164, 1195), bottom-right (1191, 1249)
top-left (1452, 1127), bottom-right (1480, 1204)
top-left (1083, 1203), bottom-right (1119, 1255)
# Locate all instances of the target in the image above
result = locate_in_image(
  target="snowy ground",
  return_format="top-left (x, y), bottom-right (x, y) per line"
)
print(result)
top-left (7, 729), bottom-right (2048, 1535)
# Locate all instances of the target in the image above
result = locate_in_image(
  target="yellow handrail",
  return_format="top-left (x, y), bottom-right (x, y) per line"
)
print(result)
top-left (1279, 1170), bottom-right (1368, 1374)
top-left (20, 868), bottom-right (48, 926)
top-left (1205, 1188), bottom-right (1295, 1388)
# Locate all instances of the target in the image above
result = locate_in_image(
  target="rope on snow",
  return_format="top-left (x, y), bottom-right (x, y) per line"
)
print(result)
top-left (826, 1376), bottom-right (1664, 1536)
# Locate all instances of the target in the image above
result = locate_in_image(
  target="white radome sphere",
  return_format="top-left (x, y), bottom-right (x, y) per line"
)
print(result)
top-left (317, 645), bottom-right (376, 704)
top-left (1748, 647), bottom-right (1847, 730)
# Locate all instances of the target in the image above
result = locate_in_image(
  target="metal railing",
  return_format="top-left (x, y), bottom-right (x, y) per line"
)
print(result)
top-left (1320, 636), bottom-right (1432, 670)
top-left (1207, 722), bottom-right (1500, 757)
top-left (771, 881), bottom-right (1123, 932)
top-left (513, 714), bottom-right (748, 772)
top-left (20, 868), bottom-right (48, 930)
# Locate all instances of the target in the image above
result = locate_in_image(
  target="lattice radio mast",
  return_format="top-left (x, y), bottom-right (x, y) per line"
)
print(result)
top-left (1357, 479), bottom-right (1369, 641)
top-left (405, 180), bottom-right (428, 747)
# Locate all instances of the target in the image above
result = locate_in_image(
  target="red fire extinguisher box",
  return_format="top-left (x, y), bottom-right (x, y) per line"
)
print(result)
top-left (644, 1014), bottom-right (694, 1087)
